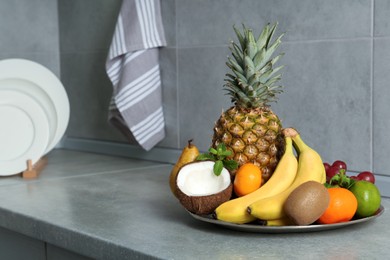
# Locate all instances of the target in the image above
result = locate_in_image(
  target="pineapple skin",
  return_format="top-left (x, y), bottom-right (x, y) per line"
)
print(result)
top-left (213, 23), bottom-right (286, 183)
top-left (212, 106), bottom-right (285, 183)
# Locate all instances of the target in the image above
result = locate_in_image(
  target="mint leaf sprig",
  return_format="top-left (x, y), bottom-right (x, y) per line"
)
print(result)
top-left (196, 143), bottom-right (238, 176)
top-left (325, 169), bottom-right (356, 189)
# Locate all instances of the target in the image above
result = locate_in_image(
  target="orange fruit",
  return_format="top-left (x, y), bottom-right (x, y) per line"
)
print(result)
top-left (233, 163), bottom-right (262, 197)
top-left (317, 187), bottom-right (357, 224)
top-left (349, 181), bottom-right (381, 218)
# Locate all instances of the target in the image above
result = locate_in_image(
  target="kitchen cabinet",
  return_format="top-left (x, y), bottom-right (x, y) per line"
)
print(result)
top-left (0, 227), bottom-right (90, 260)
top-left (0, 227), bottom-right (45, 260)
top-left (47, 244), bottom-right (91, 260)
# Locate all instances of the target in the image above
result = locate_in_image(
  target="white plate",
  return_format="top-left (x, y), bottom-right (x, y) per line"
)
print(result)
top-left (0, 90), bottom-right (49, 176)
top-left (0, 78), bottom-right (57, 152)
top-left (0, 59), bottom-right (69, 153)
top-left (188, 205), bottom-right (384, 233)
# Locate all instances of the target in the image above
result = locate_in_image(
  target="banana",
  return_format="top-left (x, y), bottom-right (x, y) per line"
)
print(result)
top-left (266, 217), bottom-right (294, 226)
top-left (248, 128), bottom-right (326, 220)
top-left (169, 139), bottom-right (200, 198)
top-left (321, 168), bottom-right (327, 184)
top-left (214, 136), bottom-right (298, 224)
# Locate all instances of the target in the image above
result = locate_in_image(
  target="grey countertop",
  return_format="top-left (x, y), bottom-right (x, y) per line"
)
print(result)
top-left (0, 149), bottom-right (388, 259)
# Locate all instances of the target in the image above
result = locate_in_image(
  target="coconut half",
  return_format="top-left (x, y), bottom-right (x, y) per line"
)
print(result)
top-left (176, 161), bottom-right (233, 215)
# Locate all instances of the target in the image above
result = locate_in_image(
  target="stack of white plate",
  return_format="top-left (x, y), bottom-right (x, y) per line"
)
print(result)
top-left (0, 59), bottom-right (70, 176)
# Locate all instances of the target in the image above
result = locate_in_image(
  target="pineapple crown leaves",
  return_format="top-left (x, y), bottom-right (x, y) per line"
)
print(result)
top-left (196, 143), bottom-right (238, 176)
top-left (224, 23), bottom-right (285, 108)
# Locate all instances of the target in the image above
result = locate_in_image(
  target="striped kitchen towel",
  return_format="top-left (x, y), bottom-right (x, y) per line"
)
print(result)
top-left (106, 0), bottom-right (166, 151)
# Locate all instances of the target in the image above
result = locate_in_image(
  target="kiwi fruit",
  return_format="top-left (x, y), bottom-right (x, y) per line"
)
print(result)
top-left (284, 181), bottom-right (330, 225)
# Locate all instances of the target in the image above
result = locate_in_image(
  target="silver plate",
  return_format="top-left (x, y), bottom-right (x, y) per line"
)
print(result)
top-left (188, 205), bottom-right (384, 233)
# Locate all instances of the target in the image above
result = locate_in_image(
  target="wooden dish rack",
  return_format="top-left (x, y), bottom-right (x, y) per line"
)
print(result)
top-left (21, 157), bottom-right (48, 179)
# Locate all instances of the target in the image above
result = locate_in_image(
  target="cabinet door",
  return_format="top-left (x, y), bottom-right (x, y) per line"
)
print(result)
top-left (46, 244), bottom-right (92, 260)
top-left (0, 226), bottom-right (45, 260)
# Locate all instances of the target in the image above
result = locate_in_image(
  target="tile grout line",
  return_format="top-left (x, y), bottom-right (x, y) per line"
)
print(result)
top-left (371, 0), bottom-right (375, 172)
top-left (175, 0), bottom-right (181, 149)
top-left (176, 36), bottom-right (390, 50)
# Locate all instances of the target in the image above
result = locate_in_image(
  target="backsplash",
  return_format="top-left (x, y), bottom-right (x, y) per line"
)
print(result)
top-left (159, 0), bottom-right (390, 178)
top-left (2, 0), bottom-right (390, 181)
top-left (0, 0), bottom-right (60, 76)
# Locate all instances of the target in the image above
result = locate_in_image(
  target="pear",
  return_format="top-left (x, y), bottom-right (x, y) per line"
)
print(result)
top-left (169, 140), bottom-right (199, 198)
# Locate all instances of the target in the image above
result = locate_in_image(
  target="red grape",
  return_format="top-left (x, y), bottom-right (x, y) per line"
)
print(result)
top-left (326, 166), bottom-right (341, 180)
top-left (332, 160), bottom-right (347, 171)
top-left (323, 163), bottom-right (331, 173)
top-left (357, 171), bottom-right (375, 184)
top-left (350, 176), bottom-right (360, 181)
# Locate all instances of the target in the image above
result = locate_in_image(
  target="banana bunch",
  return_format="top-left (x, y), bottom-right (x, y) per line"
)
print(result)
top-left (248, 128), bottom-right (325, 221)
top-left (214, 134), bottom-right (298, 224)
top-left (215, 127), bottom-right (326, 224)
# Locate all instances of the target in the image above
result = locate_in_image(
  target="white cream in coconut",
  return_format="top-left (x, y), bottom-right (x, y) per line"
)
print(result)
top-left (177, 161), bottom-right (231, 196)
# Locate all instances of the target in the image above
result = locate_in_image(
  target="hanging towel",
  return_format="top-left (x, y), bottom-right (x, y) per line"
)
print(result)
top-left (106, 0), bottom-right (166, 151)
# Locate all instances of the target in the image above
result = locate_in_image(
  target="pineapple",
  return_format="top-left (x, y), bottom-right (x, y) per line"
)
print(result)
top-left (212, 23), bottom-right (285, 183)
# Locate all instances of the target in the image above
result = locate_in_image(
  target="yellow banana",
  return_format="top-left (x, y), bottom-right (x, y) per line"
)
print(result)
top-left (214, 136), bottom-right (298, 224)
top-left (321, 168), bottom-right (327, 183)
top-left (169, 139), bottom-right (200, 198)
top-left (248, 128), bottom-right (326, 220)
top-left (266, 217), bottom-right (294, 226)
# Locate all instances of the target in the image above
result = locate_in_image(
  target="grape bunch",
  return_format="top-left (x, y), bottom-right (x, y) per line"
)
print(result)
top-left (323, 160), bottom-right (375, 185)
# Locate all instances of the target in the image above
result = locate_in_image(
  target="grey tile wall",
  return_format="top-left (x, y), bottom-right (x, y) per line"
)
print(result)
top-left (162, 0), bottom-right (388, 176)
top-left (278, 39), bottom-right (372, 171)
top-left (169, 0), bottom-right (379, 174)
top-left (374, 0), bottom-right (390, 175)
top-left (58, 0), bottom-right (128, 143)
top-left (159, 47), bottom-right (179, 147)
top-left (4, 0), bottom-right (385, 176)
top-left (176, 0), bottom-right (371, 46)
top-left (58, 0), bottom-right (121, 52)
top-left (375, 0), bottom-right (390, 36)
top-left (177, 46), bottom-right (231, 148)
top-left (0, 0), bottom-right (60, 76)
top-left (60, 51), bottom-right (126, 141)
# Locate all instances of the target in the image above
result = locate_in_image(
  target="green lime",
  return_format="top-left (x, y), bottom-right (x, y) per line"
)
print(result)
top-left (349, 181), bottom-right (381, 218)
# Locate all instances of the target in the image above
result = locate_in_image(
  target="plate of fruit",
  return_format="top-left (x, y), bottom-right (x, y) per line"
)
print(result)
top-left (186, 155), bottom-right (384, 233)
top-left (186, 206), bottom-right (384, 234)
top-left (168, 23), bottom-right (384, 233)
top-left (170, 128), bottom-right (384, 233)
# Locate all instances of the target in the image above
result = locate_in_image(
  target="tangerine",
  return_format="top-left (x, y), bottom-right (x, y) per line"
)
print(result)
top-left (233, 163), bottom-right (262, 197)
top-left (317, 187), bottom-right (357, 224)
